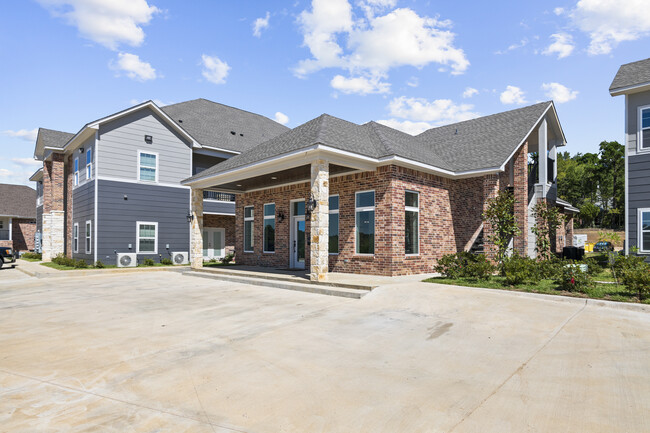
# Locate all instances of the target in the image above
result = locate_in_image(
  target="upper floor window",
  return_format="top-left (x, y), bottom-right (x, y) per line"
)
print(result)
top-left (640, 106), bottom-right (650, 151)
top-left (139, 151), bottom-right (157, 182)
top-left (74, 158), bottom-right (79, 186)
top-left (355, 191), bottom-right (375, 255)
top-left (86, 148), bottom-right (93, 179)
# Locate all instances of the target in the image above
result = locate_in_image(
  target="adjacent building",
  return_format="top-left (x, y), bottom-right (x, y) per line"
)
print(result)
top-left (0, 183), bottom-right (37, 252)
top-left (610, 57), bottom-right (650, 260)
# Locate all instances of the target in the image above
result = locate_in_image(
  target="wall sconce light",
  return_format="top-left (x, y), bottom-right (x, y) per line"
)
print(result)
top-left (144, 135), bottom-right (153, 144)
top-left (306, 197), bottom-right (317, 214)
top-left (186, 211), bottom-right (193, 223)
top-left (277, 211), bottom-right (286, 223)
top-left (78, 147), bottom-right (85, 153)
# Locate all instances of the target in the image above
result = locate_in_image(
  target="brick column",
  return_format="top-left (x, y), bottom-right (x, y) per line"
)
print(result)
top-left (482, 174), bottom-right (500, 261)
top-left (566, 216), bottom-right (574, 247)
top-left (190, 188), bottom-right (203, 269)
top-left (309, 160), bottom-right (329, 281)
top-left (513, 142), bottom-right (528, 256)
top-left (41, 153), bottom-right (65, 261)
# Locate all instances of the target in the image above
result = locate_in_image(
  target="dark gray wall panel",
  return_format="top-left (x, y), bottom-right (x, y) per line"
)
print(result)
top-left (96, 179), bottom-right (190, 264)
top-left (203, 200), bottom-right (235, 215)
top-left (627, 152), bottom-right (650, 257)
top-left (72, 180), bottom-right (95, 262)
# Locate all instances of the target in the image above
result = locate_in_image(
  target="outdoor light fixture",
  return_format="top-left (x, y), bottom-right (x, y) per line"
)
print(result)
top-left (186, 211), bottom-right (193, 223)
top-left (78, 148), bottom-right (85, 153)
top-left (306, 197), bottom-right (317, 214)
top-left (144, 134), bottom-right (153, 144)
top-left (277, 211), bottom-right (286, 223)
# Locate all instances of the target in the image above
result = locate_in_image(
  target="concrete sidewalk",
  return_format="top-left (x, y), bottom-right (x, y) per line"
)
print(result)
top-left (0, 271), bottom-right (648, 432)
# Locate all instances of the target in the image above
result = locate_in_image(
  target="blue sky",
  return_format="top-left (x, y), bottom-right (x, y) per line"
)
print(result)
top-left (1, 0), bottom-right (648, 186)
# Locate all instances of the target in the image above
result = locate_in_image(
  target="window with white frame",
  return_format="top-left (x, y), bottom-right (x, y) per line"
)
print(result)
top-left (85, 220), bottom-right (91, 254)
top-left (263, 203), bottom-right (275, 253)
top-left (244, 206), bottom-right (254, 252)
top-left (0, 220), bottom-right (3, 229)
top-left (640, 106), bottom-right (650, 151)
top-left (74, 158), bottom-right (79, 186)
top-left (639, 209), bottom-right (650, 252)
top-left (139, 152), bottom-right (157, 182)
top-left (73, 223), bottom-right (79, 253)
top-left (329, 195), bottom-right (339, 254)
top-left (137, 222), bottom-right (157, 253)
top-left (405, 191), bottom-right (419, 255)
top-left (355, 191), bottom-right (375, 254)
top-left (86, 148), bottom-right (93, 179)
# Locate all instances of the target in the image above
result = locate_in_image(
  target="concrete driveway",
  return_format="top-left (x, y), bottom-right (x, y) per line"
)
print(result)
top-left (0, 267), bottom-right (648, 432)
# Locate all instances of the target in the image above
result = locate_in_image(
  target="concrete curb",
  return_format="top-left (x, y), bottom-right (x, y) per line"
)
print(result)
top-left (16, 262), bottom-right (188, 279)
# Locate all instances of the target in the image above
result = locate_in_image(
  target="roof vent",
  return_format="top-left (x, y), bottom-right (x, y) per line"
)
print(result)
top-left (230, 131), bottom-right (236, 135)
top-left (454, 128), bottom-right (458, 135)
top-left (239, 133), bottom-right (243, 137)
top-left (178, 119), bottom-right (183, 123)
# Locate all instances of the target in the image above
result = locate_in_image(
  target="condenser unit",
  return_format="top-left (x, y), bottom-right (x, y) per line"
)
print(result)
top-left (117, 253), bottom-right (137, 268)
top-left (171, 251), bottom-right (189, 265)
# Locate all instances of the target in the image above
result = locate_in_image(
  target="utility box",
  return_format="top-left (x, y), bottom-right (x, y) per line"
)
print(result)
top-left (573, 234), bottom-right (588, 248)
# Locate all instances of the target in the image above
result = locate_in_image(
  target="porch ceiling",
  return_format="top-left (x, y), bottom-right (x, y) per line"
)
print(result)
top-left (209, 163), bottom-right (357, 193)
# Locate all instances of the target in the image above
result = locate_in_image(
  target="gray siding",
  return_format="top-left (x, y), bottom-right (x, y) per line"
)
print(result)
top-left (626, 92), bottom-right (650, 154)
top-left (98, 108), bottom-right (192, 183)
top-left (192, 153), bottom-right (226, 175)
top-left (36, 205), bottom-right (42, 238)
top-left (73, 136), bottom-right (95, 185)
top-left (204, 200), bottom-right (235, 215)
top-left (96, 179), bottom-right (190, 264)
top-left (71, 180), bottom-right (95, 262)
top-left (627, 152), bottom-right (650, 258)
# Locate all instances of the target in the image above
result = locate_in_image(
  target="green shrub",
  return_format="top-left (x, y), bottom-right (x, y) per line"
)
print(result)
top-left (142, 258), bottom-right (155, 267)
top-left (615, 254), bottom-right (650, 300)
top-left (554, 262), bottom-right (592, 292)
top-left (221, 253), bottom-right (235, 264)
top-left (21, 252), bottom-right (42, 260)
top-left (73, 259), bottom-right (89, 269)
top-left (536, 257), bottom-right (561, 280)
top-left (160, 258), bottom-right (173, 265)
top-left (435, 252), bottom-right (494, 280)
top-left (94, 260), bottom-right (105, 269)
top-left (582, 257), bottom-right (603, 277)
top-left (52, 253), bottom-right (75, 267)
top-left (503, 254), bottom-right (540, 285)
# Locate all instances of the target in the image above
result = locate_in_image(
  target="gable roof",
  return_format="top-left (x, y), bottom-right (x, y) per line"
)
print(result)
top-left (33, 128), bottom-right (75, 159)
top-left (610, 57), bottom-right (650, 95)
top-left (161, 98), bottom-right (290, 154)
top-left (0, 184), bottom-right (36, 218)
top-left (185, 101), bottom-right (558, 183)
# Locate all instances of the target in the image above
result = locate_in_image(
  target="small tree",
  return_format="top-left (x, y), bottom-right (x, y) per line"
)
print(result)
top-left (532, 200), bottom-right (564, 261)
top-left (483, 190), bottom-right (521, 274)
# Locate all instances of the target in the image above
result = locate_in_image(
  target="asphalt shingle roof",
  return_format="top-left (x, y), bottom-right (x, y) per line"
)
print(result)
top-left (39, 128), bottom-right (75, 149)
top-left (186, 101), bottom-right (554, 182)
top-left (610, 58), bottom-right (650, 92)
top-left (161, 98), bottom-right (289, 153)
top-left (0, 183), bottom-right (36, 218)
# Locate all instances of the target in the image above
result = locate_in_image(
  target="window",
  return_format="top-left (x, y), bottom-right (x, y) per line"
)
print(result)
top-left (293, 200), bottom-right (305, 216)
top-left (405, 191), bottom-right (419, 255)
top-left (244, 206), bottom-right (254, 252)
top-left (86, 148), bottom-right (93, 179)
top-left (640, 106), bottom-right (650, 151)
top-left (355, 191), bottom-right (375, 254)
top-left (85, 220), bottom-right (91, 254)
top-left (74, 158), bottom-right (79, 186)
top-left (329, 195), bottom-right (339, 254)
top-left (0, 220), bottom-right (3, 229)
top-left (263, 203), bottom-right (275, 253)
top-left (139, 152), bottom-right (157, 182)
top-left (136, 222), bottom-right (157, 253)
top-left (639, 209), bottom-right (650, 252)
top-left (73, 223), bottom-right (79, 253)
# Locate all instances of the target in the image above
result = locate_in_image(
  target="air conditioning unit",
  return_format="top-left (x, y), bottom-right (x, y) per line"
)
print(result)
top-left (171, 251), bottom-right (189, 265)
top-left (117, 253), bottom-right (137, 268)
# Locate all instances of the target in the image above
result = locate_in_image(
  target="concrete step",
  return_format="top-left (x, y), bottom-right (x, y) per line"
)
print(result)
top-left (182, 271), bottom-right (369, 299)
top-left (193, 267), bottom-right (374, 291)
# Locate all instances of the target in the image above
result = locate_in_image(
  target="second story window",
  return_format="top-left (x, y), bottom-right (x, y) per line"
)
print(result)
top-left (139, 152), bottom-right (157, 182)
top-left (641, 106), bottom-right (650, 151)
top-left (74, 158), bottom-right (79, 186)
top-left (86, 148), bottom-right (93, 179)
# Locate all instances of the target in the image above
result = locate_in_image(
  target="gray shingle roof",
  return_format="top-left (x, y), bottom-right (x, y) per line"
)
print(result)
top-left (161, 98), bottom-right (289, 153)
top-left (185, 101), bottom-right (554, 182)
top-left (610, 58), bottom-right (650, 92)
top-left (0, 183), bottom-right (36, 218)
top-left (39, 128), bottom-right (75, 149)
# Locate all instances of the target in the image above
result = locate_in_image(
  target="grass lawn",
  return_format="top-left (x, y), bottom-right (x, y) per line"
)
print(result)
top-left (424, 275), bottom-right (649, 304)
top-left (20, 257), bottom-right (41, 262)
top-left (203, 261), bottom-right (238, 268)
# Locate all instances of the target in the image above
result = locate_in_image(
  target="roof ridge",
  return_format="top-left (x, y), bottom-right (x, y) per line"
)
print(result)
top-left (366, 122), bottom-right (396, 155)
top-left (163, 98), bottom-right (289, 126)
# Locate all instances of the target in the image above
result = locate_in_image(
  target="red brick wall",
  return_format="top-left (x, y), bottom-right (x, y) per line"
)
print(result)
top-left (43, 153), bottom-right (65, 213)
top-left (513, 142), bottom-right (529, 256)
top-left (204, 214), bottom-right (235, 256)
top-left (482, 174), bottom-right (501, 261)
top-left (12, 218), bottom-right (36, 251)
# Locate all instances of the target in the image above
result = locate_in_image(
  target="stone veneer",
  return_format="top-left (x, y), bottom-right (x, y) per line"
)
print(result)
top-left (309, 160), bottom-right (329, 281)
top-left (190, 188), bottom-right (203, 268)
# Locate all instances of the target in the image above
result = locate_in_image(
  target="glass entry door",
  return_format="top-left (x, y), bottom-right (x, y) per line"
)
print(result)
top-left (203, 228), bottom-right (225, 259)
top-left (291, 217), bottom-right (306, 269)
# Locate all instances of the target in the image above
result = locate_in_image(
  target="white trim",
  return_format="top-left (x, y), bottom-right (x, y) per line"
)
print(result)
top-left (7, 217), bottom-right (11, 242)
top-left (355, 190), bottom-right (375, 255)
top-left (203, 211), bottom-right (235, 216)
top-left (96, 175), bottom-right (191, 189)
top-left (85, 220), bottom-right (92, 254)
top-left (136, 221), bottom-right (158, 254)
top-left (263, 202), bottom-right (275, 253)
top-left (637, 208), bottom-right (650, 253)
top-left (637, 104), bottom-right (650, 154)
top-left (243, 170), bottom-right (364, 194)
top-left (405, 190), bottom-right (420, 256)
top-left (137, 150), bottom-right (159, 183)
top-left (243, 205), bottom-right (254, 253)
top-left (610, 81), bottom-right (650, 97)
top-left (625, 95), bottom-right (629, 255)
top-left (73, 222), bottom-right (79, 254)
top-left (203, 199), bottom-right (236, 203)
top-left (329, 194), bottom-right (339, 255)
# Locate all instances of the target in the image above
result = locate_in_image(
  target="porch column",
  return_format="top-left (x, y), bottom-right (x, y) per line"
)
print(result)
top-left (482, 174), bottom-right (500, 261)
top-left (310, 160), bottom-right (329, 282)
top-left (513, 141), bottom-right (528, 256)
top-left (8, 218), bottom-right (11, 241)
top-left (190, 188), bottom-right (203, 269)
top-left (537, 118), bottom-right (548, 197)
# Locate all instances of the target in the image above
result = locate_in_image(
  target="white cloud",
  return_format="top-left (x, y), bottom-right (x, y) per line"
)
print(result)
top-left (571, 0), bottom-right (650, 55)
top-left (295, 0), bottom-right (469, 91)
top-left (406, 76), bottom-right (419, 87)
top-left (0, 160), bottom-right (40, 187)
top-left (330, 74), bottom-right (390, 94)
top-left (274, 112), bottom-right (289, 125)
top-left (201, 54), bottom-right (230, 85)
top-left (495, 38), bottom-right (528, 54)
top-left (553, 7), bottom-right (565, 15)
top-left (542, 82), bottom-right (578, 103)
top-left (386, 96), bottom-right (479, 124)
top-left (2, 128), bottom-right (38, 142)
top-left (542, 33), bottom-right (575, 59)
top-left (11, 158), bottom-right (42, 167)
top-left (253, 11), bottom-right (270, 37)
top-left (376, 119), bottom-right (432, 135)
top-left (37, 0), bottom-right (159, 50)
top-left (500, 86), bottom-right (526, 105)
top-left (462, 87), bottom-right (478, 98)
top-left (111, 53), bottom-right (157, 81)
